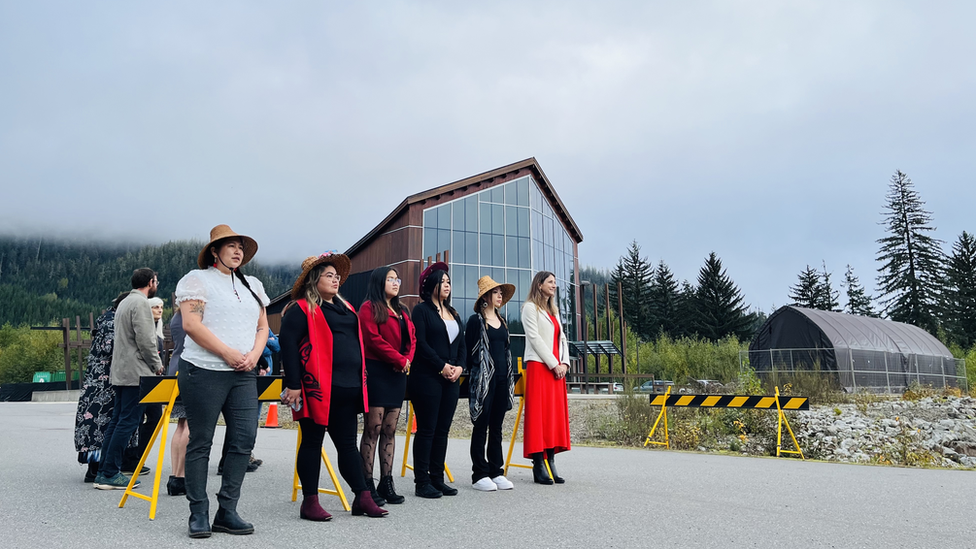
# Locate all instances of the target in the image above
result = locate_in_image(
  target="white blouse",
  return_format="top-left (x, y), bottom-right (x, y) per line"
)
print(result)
top-left (175, 267), bottom-right (271, 371)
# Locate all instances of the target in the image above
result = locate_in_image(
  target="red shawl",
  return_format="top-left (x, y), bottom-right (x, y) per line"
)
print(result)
top-left (292, 298), bottom-right (369, 425)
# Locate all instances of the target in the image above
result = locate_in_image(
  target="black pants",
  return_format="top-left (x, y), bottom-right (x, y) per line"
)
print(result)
top-left (178, 360), bottom-right (258, 515)
top-left (470, 375), bottom-right (509, 482)
top-left (408, 374), bottom-right (459, 485)
top-left (124, 403), bottom-right (162, 470)
top-left (297, 386), bottom-right (368, 495)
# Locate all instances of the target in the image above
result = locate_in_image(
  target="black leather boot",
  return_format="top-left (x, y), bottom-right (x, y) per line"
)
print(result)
top-left (212, 508), bottom-right (254, 535)
top-left (188, 511), bottom-right (211, 538)
top-left (546, 449), bottom-right (565, 484)
top-left (366, 478), bottom-right (387, 507)
top-left (377, 475), bottom-right (405, 504)
top-left (532, 453), bottom-right (553, 485)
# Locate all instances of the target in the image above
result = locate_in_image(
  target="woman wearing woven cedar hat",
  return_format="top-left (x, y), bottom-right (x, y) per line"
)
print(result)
top-left (465, 276), bottom-right (516, 492)
top-left (520, 270), bottom-right (571, 485)
top-left (279, 252), bottom-right (388, 521)
top-left (409, 262), bottom-right (465, 499)
top-left (175, 225), bottom-right (271, 538)
top-left (358, 266), bottom-right (415, 506)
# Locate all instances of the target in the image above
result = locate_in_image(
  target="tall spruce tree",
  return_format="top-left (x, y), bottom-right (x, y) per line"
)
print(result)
top-left (876, 170), bottom-right (944, 335)
top-left (841, 264), bottom-right (876, 317)
top-left (609, 241), bottom-right (653, 340)
top-left (944, 231), bottom-right (976, 348)
top-left (818, 261), bottom-right (840, 312)
top-left (647, 261), bottom-right (680, 338)
top-left (689, 252), bottom-right (752, 341)
top-left (674, 280), bottom-right (697, 338)
top-left (789, 265), bottom-right (822, 309)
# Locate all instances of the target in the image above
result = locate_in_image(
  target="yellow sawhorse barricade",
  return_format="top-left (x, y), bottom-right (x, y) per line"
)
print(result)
top-left (644, 386), bottom-right (808, 459)
top-left (119, 375), bottom-right (284, 519)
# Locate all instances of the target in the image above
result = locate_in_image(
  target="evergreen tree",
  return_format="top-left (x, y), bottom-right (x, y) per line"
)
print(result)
top-left (673, 280), bottom-right (697, 338)
top-left (646, 261), bottom-right (680, 338)
top-left (817, 261), bottom-right (840, 312)
top-left (944, 231), bottom-right (976, 348)
top-left (609, 241), bottom-right (653, 340)
top-left (689, 252), bottom-right (753, 341)
top-left (789, 265), bottom-right (822, 309)
top-left (876, 170), bottom-right (944, 335)
top-left (841, 264), bottom-right (876, 317)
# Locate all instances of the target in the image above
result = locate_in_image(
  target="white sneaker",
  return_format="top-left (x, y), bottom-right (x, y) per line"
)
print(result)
top-left (472, 477), bottom-right (497, 491)
top-left (491, 475), bottom-right (514, 490)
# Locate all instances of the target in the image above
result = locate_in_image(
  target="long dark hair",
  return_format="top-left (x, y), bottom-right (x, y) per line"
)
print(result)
top-left (212, 238), bottom-right (263, 306)
top-left (476, 290), bottom-right (509, 332)
top-left (420, 269), bottom-right (457, 318)
top-left (365, 266), bottom-right (403, 324)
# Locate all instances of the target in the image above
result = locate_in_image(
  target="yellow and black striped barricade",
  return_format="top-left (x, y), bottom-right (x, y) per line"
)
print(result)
top-left (120, 375), bottom-right (283, 519)
top-left (643, 386), bottom-right (807, 459)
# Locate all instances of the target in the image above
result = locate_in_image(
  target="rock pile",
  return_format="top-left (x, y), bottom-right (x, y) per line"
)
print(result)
top-left (795, 396), bottom-right (976, 468)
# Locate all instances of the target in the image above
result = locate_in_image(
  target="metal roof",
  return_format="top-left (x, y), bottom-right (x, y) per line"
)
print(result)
top-left (791, 307), bottom-right (952, 357)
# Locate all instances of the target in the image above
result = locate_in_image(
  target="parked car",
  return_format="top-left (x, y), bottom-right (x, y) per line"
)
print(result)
top-left (611, 382), bottom-right (624, 393)
top-left (634, 380), bottom-right (674, 393)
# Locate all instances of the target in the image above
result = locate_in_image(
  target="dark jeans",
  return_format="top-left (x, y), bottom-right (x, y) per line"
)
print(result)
top-left (408, 374), bottom-right (459, 485)
top-left (296, 387), bottom-right (368, 496)
top-left (178, 360), bottom-right (258, 515)
top-left (98, 385), bottom-right (144, 478)
top-left (123, 403), bottom-right (162, 471)
top-left (470, 375), bottom-right (509, 482)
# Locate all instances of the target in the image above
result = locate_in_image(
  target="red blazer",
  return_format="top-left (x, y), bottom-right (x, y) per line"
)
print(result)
top-left (358, 301), bottom-right (416, 371)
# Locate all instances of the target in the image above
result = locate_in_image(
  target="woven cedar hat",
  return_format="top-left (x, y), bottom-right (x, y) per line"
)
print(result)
top-left (419, 261), bottom-right (449, 294)
top-left (474, 275), bottom-right (515, 312)
top-left (198, 224), bottom-right (258, 269)
top-left (291, 251), bottom-right (351, 300)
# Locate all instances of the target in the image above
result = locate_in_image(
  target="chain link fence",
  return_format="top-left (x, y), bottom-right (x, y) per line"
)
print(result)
top-left (740, 348), bottom-right (968, 394)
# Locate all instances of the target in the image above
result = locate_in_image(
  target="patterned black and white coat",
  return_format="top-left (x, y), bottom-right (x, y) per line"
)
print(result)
top-left (464, 312), bottom-right (515, 423)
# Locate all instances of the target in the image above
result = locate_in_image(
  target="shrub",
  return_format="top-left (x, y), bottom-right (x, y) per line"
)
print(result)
top-left (0, 324), bottom-right (74, 384)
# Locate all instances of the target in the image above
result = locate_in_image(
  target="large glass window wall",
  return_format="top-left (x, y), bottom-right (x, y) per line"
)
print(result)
top-left (422, 175), bottom-right (577, 359)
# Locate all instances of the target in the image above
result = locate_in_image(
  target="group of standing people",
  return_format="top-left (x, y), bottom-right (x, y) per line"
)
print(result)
top-left (75, 224), bottom-right (574, 538)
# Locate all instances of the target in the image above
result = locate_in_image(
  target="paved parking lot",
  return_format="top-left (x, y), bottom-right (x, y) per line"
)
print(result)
top-left (2, 402), bottom-right (974, 548)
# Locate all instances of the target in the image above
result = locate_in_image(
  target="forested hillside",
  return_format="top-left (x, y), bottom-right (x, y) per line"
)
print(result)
top-left (0, 237), bottom-right (300, 326)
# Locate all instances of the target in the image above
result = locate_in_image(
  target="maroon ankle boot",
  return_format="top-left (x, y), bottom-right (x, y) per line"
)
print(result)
top-left (352, 491), bottom-right (389, 517)
top-left (300, 495), bottom-right (333, 522)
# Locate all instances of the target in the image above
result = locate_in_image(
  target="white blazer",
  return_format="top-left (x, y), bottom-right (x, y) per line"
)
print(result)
top-left (521, 301), bottom-right (570, 370)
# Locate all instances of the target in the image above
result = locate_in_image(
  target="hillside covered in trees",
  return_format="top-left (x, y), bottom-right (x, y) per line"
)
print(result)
top-left (0, 237), bottom-right (300, 326)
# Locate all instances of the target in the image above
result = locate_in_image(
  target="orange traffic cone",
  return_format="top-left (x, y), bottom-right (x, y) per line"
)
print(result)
top-left (410, 411), bottom-right (417, 434)
top-left (263, 402), bottom-right (280, 428)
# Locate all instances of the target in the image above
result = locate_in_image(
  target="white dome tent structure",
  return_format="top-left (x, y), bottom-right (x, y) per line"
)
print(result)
top-left (746, 306), bottom-right (966, 393)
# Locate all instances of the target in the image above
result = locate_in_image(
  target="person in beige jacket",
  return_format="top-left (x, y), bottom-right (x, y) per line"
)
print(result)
top-left (94, 268), bottom-right (162, 490)
top-left (520, 271), bottom-right (571, 485)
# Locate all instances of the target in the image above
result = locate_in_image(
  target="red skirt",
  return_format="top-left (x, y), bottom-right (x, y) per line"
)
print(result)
top-left (522, 360), bottom-right (571, 457)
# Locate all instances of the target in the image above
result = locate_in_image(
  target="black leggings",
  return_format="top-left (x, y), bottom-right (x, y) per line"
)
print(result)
top-left (297, 387), bottom-right (368, 496)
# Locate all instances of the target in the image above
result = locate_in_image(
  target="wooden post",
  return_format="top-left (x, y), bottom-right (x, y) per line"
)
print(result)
top-left (605, 283), bottom-right (612, 376)
top-left (592, 284), bottom-right (600, 375)
top-left (618, 281), bottom-right (626, 375)
top-left (581, 284), bottom-right (588, 394)
top-left (62, 318), bottom-right (71, 390)
top-left (76, 315), bottom-right (84, 388)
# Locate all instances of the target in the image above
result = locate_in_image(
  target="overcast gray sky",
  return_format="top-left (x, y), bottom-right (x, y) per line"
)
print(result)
top-left (2, 1), bottom-right (974, 313)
